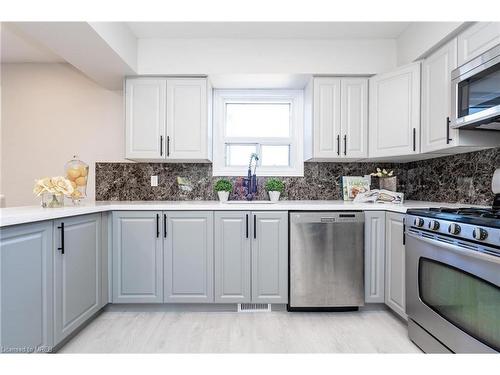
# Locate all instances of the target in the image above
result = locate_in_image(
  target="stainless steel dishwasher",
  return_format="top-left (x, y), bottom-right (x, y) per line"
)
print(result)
top-left (289, 211), bottom-right (364, 311)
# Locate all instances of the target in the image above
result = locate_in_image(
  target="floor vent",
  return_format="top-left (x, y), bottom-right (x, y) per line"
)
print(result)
top-left (238, 303), bottom-right (271, 312)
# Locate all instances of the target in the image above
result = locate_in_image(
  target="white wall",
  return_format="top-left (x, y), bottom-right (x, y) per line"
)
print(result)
top-left (397, 22), bottom-right (466, 65)
top-left (138, 38), bottom-right (398, 75)
top-left (1, 63), bottom-right (125, 207)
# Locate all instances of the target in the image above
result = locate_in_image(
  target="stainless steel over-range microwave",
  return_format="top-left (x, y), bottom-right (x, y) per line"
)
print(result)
top-left (451, 43), bottom-right (500, 130)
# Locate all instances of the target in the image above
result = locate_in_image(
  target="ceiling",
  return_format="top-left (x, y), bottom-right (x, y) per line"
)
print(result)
top-left (1, 23), bottom-right (64, 63)
top-left (127, 22), bottom-right (411, 39)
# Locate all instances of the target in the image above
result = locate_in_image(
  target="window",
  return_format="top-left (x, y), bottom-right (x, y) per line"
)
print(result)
top-left (213, 90), bottom-right (304, 176)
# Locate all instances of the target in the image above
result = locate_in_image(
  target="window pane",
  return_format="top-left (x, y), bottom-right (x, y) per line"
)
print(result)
top-left (226, 144), bottom-right (257, 167)
top-left (226, 103), bottom-right (290, 138)
top-left (261, 145), bottom-right (290, 167)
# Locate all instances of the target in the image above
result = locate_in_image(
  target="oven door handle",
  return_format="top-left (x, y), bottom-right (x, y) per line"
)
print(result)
top-left (406, 231), bottom-right (500, 264)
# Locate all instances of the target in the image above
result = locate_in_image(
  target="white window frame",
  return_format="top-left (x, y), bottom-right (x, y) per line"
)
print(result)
top-left (213, 89), bottom-right (304, 176)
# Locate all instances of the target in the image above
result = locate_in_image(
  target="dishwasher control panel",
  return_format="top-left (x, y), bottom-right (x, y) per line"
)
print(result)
top-left (291, 212), bottom-right (364, 224)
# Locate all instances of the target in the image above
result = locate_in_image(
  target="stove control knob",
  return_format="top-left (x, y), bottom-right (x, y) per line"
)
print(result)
top-left (448, 223), bottom-right (461, 235)
top-left (428, 220), bottom-right (440, 231)
top-left (473, 228), bottom-right (488, 241)
top-left (414, 217), bottom-right (425, 227)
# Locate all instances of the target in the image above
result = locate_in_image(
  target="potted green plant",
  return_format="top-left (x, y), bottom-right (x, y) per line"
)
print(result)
top-left (265, 178), bottom-right (284, 203)
top-left (214, 179), bottom-right (233, 203)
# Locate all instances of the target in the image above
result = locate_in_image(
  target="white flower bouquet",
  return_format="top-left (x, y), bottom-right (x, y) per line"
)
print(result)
top-left (33, 176), bottom-right (74, 208)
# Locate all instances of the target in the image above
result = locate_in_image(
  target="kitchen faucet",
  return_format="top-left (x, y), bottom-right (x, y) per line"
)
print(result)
top-left (243, 153), bottom-right (259, 201)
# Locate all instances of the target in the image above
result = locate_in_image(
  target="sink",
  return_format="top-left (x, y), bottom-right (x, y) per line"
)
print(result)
top-left (224, 200), bottom-right (274, 204)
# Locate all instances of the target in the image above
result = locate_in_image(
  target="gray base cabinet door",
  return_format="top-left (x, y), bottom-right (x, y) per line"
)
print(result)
top-left (0, 221), bottom-right (53, 353)
top-left (364, 211), bottom-right (386, 303)
top-left (54, 214), bottom-right (101, 344)
top-left (112, 211), bottom-right (163, 303)
top-left (214, 211), bottom-right (251, 303)
top-left (164, 211), bottom-right (214, 303)
top-left (251, 212), bottom-right (288, 303)
top-left (385, 212), bottom-right (407, 319)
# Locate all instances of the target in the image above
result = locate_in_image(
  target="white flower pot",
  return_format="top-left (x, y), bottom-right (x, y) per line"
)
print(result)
top-left (268, 191), bottom-right (281, 203)
top-left (217, 191), bottom-right (229, 203)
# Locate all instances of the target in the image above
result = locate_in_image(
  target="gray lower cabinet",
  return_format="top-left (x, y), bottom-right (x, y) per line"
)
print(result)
top-left (251, 212), bottom-right (288, 303)
top-left (164, 211), bottom-right (214, 303)
top-left (112, 211), bottom-right (163, 303)
top-left (364, 211), bottom-right (386, 303)
top-left (214, 211), bottom-right (251, 303)
top-left (385, 212), bottom-right (407, 319)
top-left (54, 214), bottom-right (102, 344)
top-left (0, 221), bottom-right (53, 353)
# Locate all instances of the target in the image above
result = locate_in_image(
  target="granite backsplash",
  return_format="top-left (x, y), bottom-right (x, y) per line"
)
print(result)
top-left (95, 147), bottom-right (500, 205)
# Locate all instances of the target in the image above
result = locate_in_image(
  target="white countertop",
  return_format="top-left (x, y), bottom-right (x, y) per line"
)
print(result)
top-left (0, 200), bottom-right (482, 227)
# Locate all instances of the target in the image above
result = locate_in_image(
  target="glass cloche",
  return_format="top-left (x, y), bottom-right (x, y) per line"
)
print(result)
top-left (64, 155), bottom-right (89, 204)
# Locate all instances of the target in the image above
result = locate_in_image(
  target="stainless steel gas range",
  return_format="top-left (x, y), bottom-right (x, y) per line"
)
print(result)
top-left (405, 207), bottom-right (500, 353)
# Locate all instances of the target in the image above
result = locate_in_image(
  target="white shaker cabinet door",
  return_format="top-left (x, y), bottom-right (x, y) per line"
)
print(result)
top-left (112, 211), bottom-right (163, 303)
top-left (341, 78), bottom-right (368, 159)
top-left (0, 221), bottom-right (53, 352)
top-left (164, 211), bottom-right (214, 303)
top-left (125, 78), bottom-right (167, 160)
top-left (421, 38), bottom-right (458, 153)
top-left (369, 62), bottom-right (421, 158)
top-left (385, 212), bottom-right (407, 320)
top-left (214, 211), bottom-right (251, 303)
top-left (251, 211), bottom-right (288, 304)
top-left (54, 214), bottom-right (101, 344)
top-left (166, 78), bottom-right (209, 160)
top-left (313, 77), bottom-right (342, 158)
top-left (458, 22), bottom-right (500, 66)
top-left (364, 211), bottom-right (386, 304)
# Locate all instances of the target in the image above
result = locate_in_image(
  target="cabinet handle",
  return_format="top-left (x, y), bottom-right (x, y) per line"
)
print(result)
top-left (163, 214), bottom-right (167, 238)
top-left (253, 215), bottom-right (257, 239)
top-left (446, 117), bottom-right (452, 144)
top-left (343, 135), bottom-right (347, 156)
top-left (166, 136), bottom-right (170, 157)
top-left (160, 135), bottom-right (163, 156)
top-left (156, 214), bottom-right (160, 238)
top-left (246, 214), bottom-right (249, 238)
top-left (57, 222), bottom-right (65, 255)
top-left (337, 135), bottom-right (340, 156)
top-left (412, 128), bottom-right (416, 152)
top-left (402, 217), bottom-right (406, 246)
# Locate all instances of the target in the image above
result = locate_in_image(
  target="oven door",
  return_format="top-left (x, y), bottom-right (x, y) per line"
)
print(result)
top-left (406, 231), bottom-right (500, 353)
top-left (451, 44), bottom-right (500, 130)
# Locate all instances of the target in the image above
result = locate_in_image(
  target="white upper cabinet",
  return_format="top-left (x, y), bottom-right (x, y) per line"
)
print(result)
top-left (125, 77), bottom-right (212, 162)
top-left (125, 78), bottom-right (166, 159)
top-left (306, 76), bottom-right (368, 161)
top-left (421, 38), bottom-right (458, 153)
top-left (369, 62), bottom-right (421, 158)
top-left (312, 77), bottom-right (342, 158)
top-left (166, 78), bottom-right (209, 160)
top-left (341, 78), bottom-right (368, 159)
top-left (458, 22), bottom-right (500, 66)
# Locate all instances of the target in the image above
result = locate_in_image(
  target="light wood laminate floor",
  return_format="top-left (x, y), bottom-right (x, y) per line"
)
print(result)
top-left (59, 308), bottom-right (421, 353)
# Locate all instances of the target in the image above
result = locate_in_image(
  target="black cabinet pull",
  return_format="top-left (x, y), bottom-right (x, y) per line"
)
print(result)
top-left (156, 214), bottom-right (160, 238)
top-left (160, 135), bottom-right (163, 156)
top-left (253, 215), bottom-right (257, 239)
top-left (163, 214), bottom-right (167, 238)
top-left (412, 128), bottom-right (416, 151)
top-left (167, 136), bottom-right (170, 157)
top-left (245, 214), bottom-right (249, 238)
top-left (343, 135), bottom-right (347, 156)
top-left (403, 218), bottom-right (406, 245)
top-left (446, 117), bottom-right (452, 144)
top-left (336, 135), bottom-right (340, 156)
top-left (57, 223), bottom-right (65, 254)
